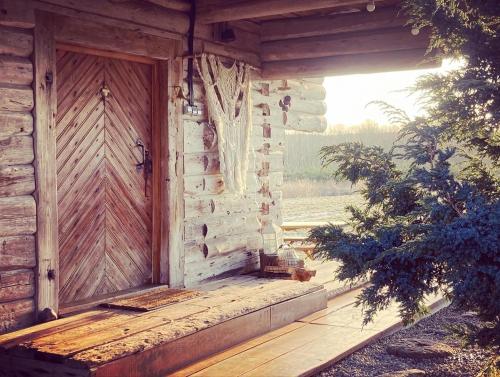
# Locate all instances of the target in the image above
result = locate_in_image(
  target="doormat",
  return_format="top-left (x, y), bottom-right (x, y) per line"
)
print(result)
top-left (100, 288), bottom-right (202, 312)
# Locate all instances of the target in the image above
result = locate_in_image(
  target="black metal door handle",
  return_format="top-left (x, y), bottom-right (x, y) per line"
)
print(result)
top-left (135, 139), bottom-right (145, 171)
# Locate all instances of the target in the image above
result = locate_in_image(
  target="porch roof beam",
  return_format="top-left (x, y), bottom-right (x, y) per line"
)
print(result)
top-left (260, 6), bottom-right (406, 41)
top-left (196, 0), bottom-right (384, 24)
top-left (261, 48), bottom-right (440, 79)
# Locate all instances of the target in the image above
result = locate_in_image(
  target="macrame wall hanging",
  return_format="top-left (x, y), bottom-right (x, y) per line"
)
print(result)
top-left (196, 53), bottom-right (252, 195)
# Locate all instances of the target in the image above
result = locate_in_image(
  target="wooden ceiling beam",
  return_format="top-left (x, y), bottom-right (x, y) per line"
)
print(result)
top-left (261, 7), bottom-right (406, 41)
top-left (196, 0), bottom-right (383, 24)
top-left (261, 48), bottom-right (440, 79)
top-left (261, 27), bottom-right (430, 62)
top-left (143, 0), bottom-right (191, 12)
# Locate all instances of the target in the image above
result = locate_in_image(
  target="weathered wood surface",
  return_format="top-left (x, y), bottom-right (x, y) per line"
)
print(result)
top-left (0, 112), bottom-right (33, 138)
top-left (0, 236), bottom-right (36, 270)
top-left (0, 269), bottom-right (34, 303)
top-left (0, 86), bottom-right (34, 112)
top-left (0, 26), bottom-right (33, 57)
top-left (0, 276), bottom-right (325, 377)
top-left (56, 50), bottom-right (153, 304)
top-left (0, 165), bottom-right (35, 197)
top-left (0, 0), bottom-right (35, 28)
top-left (166, 58), bottom-right (185, 288)
top-left (0, 56), bottom-right (33, 85)
top-left (263, 48), bottom-right (439, 79)
top-left (262, 28), bottom-right (431, 62)
top-left (36, 0), bottom-right (189, 35)
top-left (33, 10), bottom-right (58, 318)
top-left (0, 20), bottom-right (36, 334)
top-left (0, 196), bottom-right (36, 237)
top-left (261, 7), bottom-right (406, 41)
top-left (53, 15), bottom-right (179, 61)
top-left (0, 298), bottom-right (35, 335)
top-left (197, 0), bottom-right (380, 23)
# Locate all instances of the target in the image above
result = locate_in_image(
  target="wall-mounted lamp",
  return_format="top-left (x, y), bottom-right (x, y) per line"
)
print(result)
top-left (366, 0), bottom-right (375, 12)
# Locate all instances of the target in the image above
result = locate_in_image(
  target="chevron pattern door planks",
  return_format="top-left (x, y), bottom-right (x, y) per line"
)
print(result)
top-left (56, 50), bottom-right (153, 305)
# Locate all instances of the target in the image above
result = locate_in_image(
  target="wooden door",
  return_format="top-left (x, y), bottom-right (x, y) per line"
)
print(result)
top-left (56, 49), bottom-right (153, 305)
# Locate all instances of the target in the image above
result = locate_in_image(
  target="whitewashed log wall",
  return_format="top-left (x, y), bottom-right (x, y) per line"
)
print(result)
top-left (0, 23), bottom-right (37, 333)
top-left (183, 72), bottom-right (326, 286)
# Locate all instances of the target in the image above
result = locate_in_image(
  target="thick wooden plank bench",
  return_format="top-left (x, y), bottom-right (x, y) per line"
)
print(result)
top-left (0, 276), bottom-right (327, 377)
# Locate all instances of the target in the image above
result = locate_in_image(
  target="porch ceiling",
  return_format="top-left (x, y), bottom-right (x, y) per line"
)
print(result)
top-left (192, 0), bottom-right (440, 78)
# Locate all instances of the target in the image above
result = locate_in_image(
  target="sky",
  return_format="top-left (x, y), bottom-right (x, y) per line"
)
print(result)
top-left (324, 59), bottom-right (460, 127)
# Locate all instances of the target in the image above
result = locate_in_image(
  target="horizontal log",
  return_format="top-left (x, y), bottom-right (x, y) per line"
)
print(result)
top-left (184, 174), bottom-right (225, 196)
top-left (252, 93), bottom-right (327, 116)
top-left (198, 232), bottom-right (263, 259)
top-left (0, 136), bottom-right (34, 165)
top-left (54, 15), bottom-right (179, 61)
top-left (0, 26), bottom-right (33, 57)
top-left (262, 48), bottom-right (441, 79)
top-left (144, 0), bottom-right (191, 12)
top-left (251, 79), bottom-right (326, 101)
top-left (0, 269), bottom-right (34, 303)
top-left (0, 235), bottom-right (36, 270)
top-left (262, 27), bottom-right (431, 62)
top-left (252, 111), bottom-right (326, 132)
top-left (184, 120), bottom-right (217, 154)
top-left (0, 165), bottom-right (35, 197)
top-left (191, 39), bottom-right (261, 67)
top-left (0, 0), bottom-right (35, 28)
top-left (0, 85), bottom-right (34, 112)
top-left (261, 7), bottom-right (405, 41)
top-left (0, 112), bottom-right (33, 138)
top-left (184, 214), bottom-right (261, 243)
top-left (0, 195), bottom-right (36, 237)
top-left (195, 22), bottom-right (261, 54)
top-left (250, 135), bottom-right (285, 152)
top-left (184, 194), bottom-right (258, 219)
top-left (0, 298), bottom-right (34, 334)
top-left (40, 0), bottom-right (189, 35)
top-left (197, 0), bottom-right (375, 24)
top-left (184, 249), bottom-right (259, 287)
top-left (184, 152), bottom-right (220, 176)
top-left (0, 55), bottom-right (33, 86)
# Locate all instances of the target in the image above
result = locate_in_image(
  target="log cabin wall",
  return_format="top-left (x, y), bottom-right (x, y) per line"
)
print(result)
top-left (182, 73), bottom-right (327, 286)
top-left (0, 0), bottom-right (266, 330)
top-left (0, 19), bottom-right (37, 333)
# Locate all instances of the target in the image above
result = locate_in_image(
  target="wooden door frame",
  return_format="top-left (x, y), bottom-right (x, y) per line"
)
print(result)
top-left (33, 11), bottom-right (185, 316)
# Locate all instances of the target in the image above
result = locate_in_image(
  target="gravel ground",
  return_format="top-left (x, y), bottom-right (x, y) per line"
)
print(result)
top-left (317, 306), bottom-right (497, 377)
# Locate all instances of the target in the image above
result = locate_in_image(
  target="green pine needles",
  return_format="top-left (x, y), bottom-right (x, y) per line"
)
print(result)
top-left (309, 0), bottom-right (499, 343)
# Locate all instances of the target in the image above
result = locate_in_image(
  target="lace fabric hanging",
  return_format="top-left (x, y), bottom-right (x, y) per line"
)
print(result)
top-left (196, 54), bottom-right (252, 195)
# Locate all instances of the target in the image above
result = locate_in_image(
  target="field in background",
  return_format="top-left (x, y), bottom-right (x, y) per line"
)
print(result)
top-left (282, 193), bottom-right (363, 223)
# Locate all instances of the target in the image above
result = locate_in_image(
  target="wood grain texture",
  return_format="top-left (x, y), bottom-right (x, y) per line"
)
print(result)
top-left (261, 27), bottom-right (431, 61)
top-left (166, 58), bottom-right (185, 288)
top-left (0, 235), bottom-right (36, 270)
top-left (0, 55), bottom-right (33, 85)
top-left (0, 112), bottom-right (33, 138)
top-left (262, 48), bottom-right (439, 79)
top-left (0, 269), bottom-right (35, 303)
top-left (0, 25), bottom-right (33, 57)
top-left (0, 195), bottom-right (36, 237)
top-left (33, 10), bottom-right (58, 315)
top-left (41, 0), bottom-right (189, 35)
top-left (0, 0), bottom-right (35, 29)
top-left (0, 85), bottom-right (34, 112)
top-left (0, 298), bottom-right (34, 334)
top-left (56, 50), bottom-right (153, 305)
top-left (0, 165), bottom-right (35, 197)
top-left (261, 6), bottom-right (405, 41)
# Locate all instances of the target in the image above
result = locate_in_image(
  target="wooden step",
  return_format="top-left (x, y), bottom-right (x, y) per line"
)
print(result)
top-left (170, 290), bottom-right (447, 377)
top-left (0, 277), bottom-right (328, 377)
